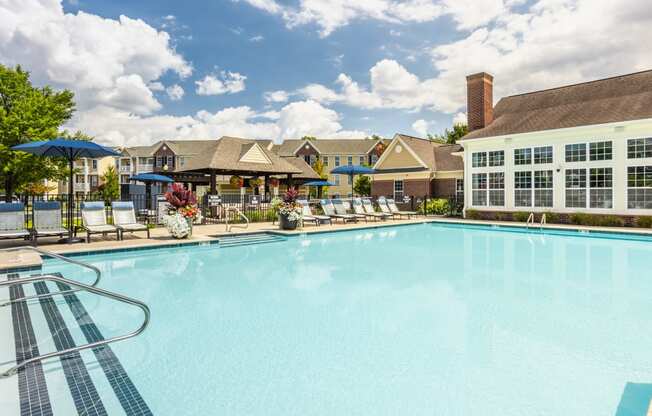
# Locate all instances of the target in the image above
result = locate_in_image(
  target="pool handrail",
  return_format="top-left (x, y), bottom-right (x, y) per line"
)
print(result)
top-left (225, 206), bottom-right (249, 232)
top-left (0, 273), bottom-right (150, 378)
top-left (0, 246), bottom-right (102, 307)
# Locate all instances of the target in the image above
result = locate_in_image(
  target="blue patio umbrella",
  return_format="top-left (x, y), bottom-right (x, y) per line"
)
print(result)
top-left (330, 164), bottom-right (375, 197)
top-left (303, 180), bottom-right (335, 199)
top-left (130, 173), bottom-right (173, 210)
top-left (12, 138), bottom-right (121, 243)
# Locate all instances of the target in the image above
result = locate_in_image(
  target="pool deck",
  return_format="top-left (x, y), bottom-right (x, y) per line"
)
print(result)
top-left (2, 216), bottom-right (652, 270)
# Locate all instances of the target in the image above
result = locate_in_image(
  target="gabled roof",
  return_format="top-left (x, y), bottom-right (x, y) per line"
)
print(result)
top-left (375, 133), bottom-right (463, 172)
top-left (464, 69), bottom-right (652, 140)
top-left (272, 138), bottom-right (390, 156)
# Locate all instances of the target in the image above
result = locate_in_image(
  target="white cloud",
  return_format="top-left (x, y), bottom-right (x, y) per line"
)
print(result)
top-left (195, 71), bottom-right (246, 95)
top-left (0, 0), bottom-right (191, 115)
top-left (166, 84), bottom-right (185, 101)
top-left (411, 119), bottom-right (431, 136)
top-left (264, 90), bottom-right (290, 103)
top-left (298, 84), bottom-right (340, 103)
top-left (452, 112), bottom-right (467, 125)
top-left (148, 81), bottom-right (165, 91)
top-left (249, 35), bottom-right (264, 42)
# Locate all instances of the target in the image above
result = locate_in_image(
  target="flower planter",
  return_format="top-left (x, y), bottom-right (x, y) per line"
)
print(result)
top-left (278, 213), bottom-right (299, 230)
top-left (186, 217), bottom-right (193, 237)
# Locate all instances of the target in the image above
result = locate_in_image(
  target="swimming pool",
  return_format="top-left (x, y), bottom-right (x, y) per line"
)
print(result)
top-left (8, 222), bottom-right (652, 415)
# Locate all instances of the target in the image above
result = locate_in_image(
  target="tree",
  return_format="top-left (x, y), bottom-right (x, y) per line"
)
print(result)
top-left (312, 158), bottom-right (327, 179)
top-left (428, 123), bottom-right (468, 144)
top-left (0, 65), bottom-right (75, 201)
top-left (301, 135), bottom-right (316, 141)
top-left (354, 175), bottom-right (371, 196)
top-left (99, 165), bottom-right (119, 202)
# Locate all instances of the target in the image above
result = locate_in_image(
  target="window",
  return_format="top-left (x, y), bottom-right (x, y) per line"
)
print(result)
top-left (514, 171), bottom-right (532, 207)
top-left (334, 174), bottom-right (340, 185)
top-left (488, 172), bottom-right (504, 206)
top-left (371, 154), bottom-right (378, 164)
top-left (138, 157), bottom-right (148, 164)
top-left (565, 169), bottom-right (586, 208)
top-left (488, 151), bottom-right (504, 167)
top-left (156, 156), bottom-right (164, 167)
top-left (75, 174), bottom-right (85, 184)
top-left (534, 146), bottom-right (553, 164)
top-left (514, 148), bottom-right (532, 165)
top-left (322, 156), bottom-right (329, 166)
top-left (92, 160), bottom-right (98, 170)
top-left (472, 152), bottom-right (487, 168)
top-left (589, 141), bottom-right (612, 161)
top-left (347, 155), bottom-right (353, 165)
top-left (394, 180), bottom-right (404, 200)
top-left (589, 168), bottom-right (612, 208)
top-left (89, 175), bottom-right (98, 187)
top-left (359, 156), bottom-right (365, 165)
top-left (166, 156), bottom-right (174, 167)
top-left (179, 156), bottom-right (185, 167)
top-left (472, 173), bottom-right (487, 206)
top-left (534, 170), bottom-right (553, 207)
top-left (565, 143), bottom-right (586, 162)
top-left (627, 138), bottom-right (652, 159)
top-left (334, 156), bottom-right (340, 167)
top-left (627, 166), bottom-right (652, 209)
top-left (147, 158), bottom-right (154, 164)
top-left (348, 175), bottom-right (352, 185)
top-left (120, 175), bottom-right (130, 184)
top-left (456, 179), bottom-right (464, 201)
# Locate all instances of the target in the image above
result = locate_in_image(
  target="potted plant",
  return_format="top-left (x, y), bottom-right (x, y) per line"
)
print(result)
top-left (163, 183), bottom-right (198, 238)
top-left (271, 188), bottom-right (302, 230)
top-left (269, 177), bottom-right (280, 188)
top-left (230, 175), bottom-right (244, 188)
top-left (249, 177), bottom-right (263, 193)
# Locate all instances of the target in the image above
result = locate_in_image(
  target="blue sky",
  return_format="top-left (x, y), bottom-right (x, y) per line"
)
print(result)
top-left (2, 0), bottom-right (651, 147)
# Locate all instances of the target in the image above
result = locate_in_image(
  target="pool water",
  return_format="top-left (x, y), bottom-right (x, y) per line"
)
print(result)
top-left (46, 224), bottom-right (652, 415)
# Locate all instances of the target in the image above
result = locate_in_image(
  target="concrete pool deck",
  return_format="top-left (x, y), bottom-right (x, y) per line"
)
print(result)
top-left (2, 216), bottom-right (652, 270)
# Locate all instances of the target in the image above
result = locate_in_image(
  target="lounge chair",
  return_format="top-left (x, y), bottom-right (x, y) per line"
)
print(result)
top-left (112, 201), bottom-right (150, 240)
top-left (352, 198), bottom-right (385, 221)
top-left (81, 201), bottom-right (119, 243)
top-left (298, 200), bottom-right (331, 226)
top-left (362, 198), bottom-right (392, 220)
top-left (386, 198), bottom-right (418, 218)
top-left (319, 199), bottom-right (357, 223)
top-left (0, 203), bottom-right (30, 241)
top-left (333, 199), bottom-right (365, 222)
top-left (32, 201), bottom-right (67, 245)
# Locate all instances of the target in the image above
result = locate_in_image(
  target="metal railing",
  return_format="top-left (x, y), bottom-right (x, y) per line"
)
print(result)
top-left (225, 207), bottom-right (249, 232)
top-left (0, 246), bottom-right (102, 307)
top-left (0, 273), bottom-right (149, 378)
top-left (541, 213), bottom-right (547, 227)
top-left (526, 212), bottom-right (535, 228)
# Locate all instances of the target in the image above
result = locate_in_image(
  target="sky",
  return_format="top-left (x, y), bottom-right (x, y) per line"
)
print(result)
top-left (1, 0), bottom-right (652, 148)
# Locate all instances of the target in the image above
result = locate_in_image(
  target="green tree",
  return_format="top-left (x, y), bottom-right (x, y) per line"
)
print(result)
top-left (354, 175), bottom-right (371, 196)
top-left (301, 135), bottom-right (316, 141)
top-left (0, 65), bottom-right (75, 201)
top-left (428, 123), bottom-right (468, 144)
top-left (99, 165), bottom-right (119, 202)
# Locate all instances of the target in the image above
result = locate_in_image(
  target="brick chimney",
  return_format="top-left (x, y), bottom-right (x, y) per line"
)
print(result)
top-left (466, 72), bottom-right (494, 132)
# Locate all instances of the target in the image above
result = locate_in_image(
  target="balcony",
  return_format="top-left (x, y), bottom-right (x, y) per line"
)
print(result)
top-left (119, 165), bottom-right (132, 173)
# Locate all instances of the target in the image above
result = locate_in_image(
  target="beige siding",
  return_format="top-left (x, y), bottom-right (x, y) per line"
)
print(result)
top-left (376, 145), bottom-right (423, 169)
top-left (239, 144), bottom-right (271, 164)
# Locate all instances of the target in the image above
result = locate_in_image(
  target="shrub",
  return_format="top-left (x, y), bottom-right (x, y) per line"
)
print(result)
top-left (543, 211), bottom-right (561, 224)
top-left (569, 213), bottom-right (624, 227)
top-left (513, 212), bottom-right (530, 222)
top-left (495, 212), bottom-right (511, 221)
top-left (418, 198), bottom-right (450, 215)
top-left (599, 215), bottom-right (624, 227)
top-left (465, 209), bottom-right (481, 220)
top-left (636, 216), bottom-right (652, 228)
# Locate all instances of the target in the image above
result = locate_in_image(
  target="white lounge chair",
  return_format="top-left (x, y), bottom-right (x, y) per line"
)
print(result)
top-left (112, 201), bottom-right (150, 240)
top-left (386, 198), bottom-right (418, 218)
top-left (298, 200), bottom-right (331, 226)
top-left (362, 198), bottom-right (392, 220)
top-left (319, 199), bottom-right (357, 223)
top-left (81, 201), bottom-right (119, 243)
top-left (352, 198), bottom-right (385, 221)
top-left (333, 199), bottom-right (365, 222)
top-left (32, 201), bottom-right (67, 245)
top-left (0, 203), bottom-right (31, 241)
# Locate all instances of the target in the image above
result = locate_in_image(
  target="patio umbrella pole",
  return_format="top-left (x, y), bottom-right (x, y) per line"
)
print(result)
top-left (60, 157), bottom-right (83, 244)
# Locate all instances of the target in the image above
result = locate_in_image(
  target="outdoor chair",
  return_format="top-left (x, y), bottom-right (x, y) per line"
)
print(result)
top-left (352, 198), bottom-right (385, 221)
top-left (81, 201), bottom-right (119, 243)
top-left (112, 201), bottom-right (150, 240)
top-left (0, 203), bottom-right (31, 241)
top-left (298, 200), bottom-right (331, 226)
top-left (362, 198), bottom-right (392, 220)
top-left (319, 199), bottom-right (357, 223)
top-left (32, 201), bottom-right (68, 245)
top-left (333, 199), bottom-right (365, 222)
top-left (384, 198), bottom-right (417, 219)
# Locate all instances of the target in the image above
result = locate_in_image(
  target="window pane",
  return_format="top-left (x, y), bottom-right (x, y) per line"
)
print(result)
top-left (589, 141), bottom-right (612, 161)
top-left (488, 172), bottom-right (504, 207)
top-left (627, 138), bottom-right (652, 159)
top-left (534, 170), bottom-right (553, 189)
top-left (627, 165), bottom-right (652, 209)
top-left (565, 169), bottom-right (586, 188)
top-left (534, 190), bottom-right (553, 207)
top-left (514, 171), bottom-right (532, 188)
top-left (472, 173), bottom-right (487, 190)
top-left (565, 169), bottom-right (586, 208)
top-left (565, 143), bottom-right (586, 162)
top-left (514, 171), bottom-right (532, 207)
top-left (472, 173), bottom-right (487, 206)
top-left (472, 191), bottom-right (487, 206)
top-left (566, 190), bottom-right (586, 208)
top-left (472, 152), bottom-right (487, 168)
top-left (533, 146), bottom-right (553, 164)
top-left (514, 148), bottom-right (532, 165)
top-left (488, 151), bottom-right (504, 167)
top-left (489, 190), bottom-right (504, 206)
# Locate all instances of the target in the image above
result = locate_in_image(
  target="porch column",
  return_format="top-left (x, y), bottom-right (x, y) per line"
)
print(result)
top-left (210, 171), bottom-right (217, 194)
top-left (264, 175), bottom-right (269, 201)
top-left (287, 173), bottom-right (294, 188)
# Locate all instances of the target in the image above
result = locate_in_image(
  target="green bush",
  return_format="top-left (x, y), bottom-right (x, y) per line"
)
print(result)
top-left (569, 213), bottom-right (624, 227)
top-left (418, 198), bottom-right (450, 215)
top-left (465, 209), bottom-right (481, 220)
top-left (513, 212), bottom-right (530, 222)
top-left (543, 211), bottom-right (561, 224)
top-left (636, 216), bottom-right (652, 228)
top-left (495, 212), bottom-right (511, 221)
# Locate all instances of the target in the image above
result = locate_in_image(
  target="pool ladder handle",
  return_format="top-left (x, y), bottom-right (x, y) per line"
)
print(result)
top-left (225, 206), bottom-right (249, 232)
top-left (0, 246), bottom-right (102, 307)
top-left (525, 213), bottom-right (546, 229)
top-left (0, 273), bottom-right (150, 378)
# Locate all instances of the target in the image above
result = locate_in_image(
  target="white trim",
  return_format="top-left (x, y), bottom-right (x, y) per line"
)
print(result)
top-left (239, 143), bottom-right (273, 164)
top-left (373, 135), bottom-right (428, 170)
top-left (292, 139), bottom-right (321, 155)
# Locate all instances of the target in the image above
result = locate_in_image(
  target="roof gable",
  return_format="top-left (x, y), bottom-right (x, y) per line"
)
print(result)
top-left (239, 143), bottom-right (272, 164)
top-left (374, 135), bottom-right (428, 170)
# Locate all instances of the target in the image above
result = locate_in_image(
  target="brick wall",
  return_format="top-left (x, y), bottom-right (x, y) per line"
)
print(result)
top-left (404, 179), bottom-right (430, 197)
top-left (371, 180), bottom-right (393, 198)
top-left (466, 72), bottom-right (493, 131)
top-left (431, 178), bottom-right (456, 198)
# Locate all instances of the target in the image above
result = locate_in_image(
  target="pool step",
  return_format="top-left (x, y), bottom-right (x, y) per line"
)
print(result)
top-left (217, 233), bottom-right (286, 248)
top-left (3, 273), bottom-right (152, 416)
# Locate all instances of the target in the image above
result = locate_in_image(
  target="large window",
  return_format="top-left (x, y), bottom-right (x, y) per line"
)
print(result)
top-left (456, 179), bottom-right (464, 201)
top-left (589, 141), bottom-right (612, 161)
top-left (627, 166), bottom-right (652, 209)
top-left (323, 156), bottom-right (329, 166)
top-left (565, 143), bottom-right (586, 162)
top-left (514, 171), bottom-right (532, 207)
top-left (488, 172), bottom-right (504, 206)
top-left (589, 168), bottom-right (612, 208)
top-left (472, 152), bottom-right (487, 168)
top-left (359, 156), bottom-right (365, 165)
top-left (488, 151), bottom-right (504, 167)
top-left (514, 148), bottom-right (532, 165)
top-left (534, 170), bottom-right (553, 207)
top-left (565, 169), bottom-right (587, 208)
top-left (334, 175), bottom-right (340, 185)
top-left (533, 146), bottom-right (553, 164)
top-left (394, 180), bottom-right (404, 200)
top-left (334, 156), bottom-right (340, 167)
top-left (472, 173), bottom-right (487, 206)
top-left (628, 138), bottom-right (652, 159)
top-left (347, 155), bottom-right (353, 165)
